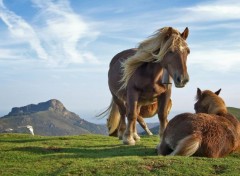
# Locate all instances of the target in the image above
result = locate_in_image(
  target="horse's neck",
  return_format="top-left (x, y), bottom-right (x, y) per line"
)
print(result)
top-left (146, 62), bottom-right (164, 83)
top-left (134, 62), bottom-right (167, 94)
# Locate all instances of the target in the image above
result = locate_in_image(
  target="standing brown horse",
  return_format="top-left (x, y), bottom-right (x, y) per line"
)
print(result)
top-left (105, 27), bottom-right (190, 145)
top-left (157, 88), bottom-right (240, 157)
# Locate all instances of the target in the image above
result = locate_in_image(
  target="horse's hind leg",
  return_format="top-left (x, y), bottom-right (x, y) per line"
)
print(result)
top-left (112, 95), bottom-right (126, 140)
top-left (137, 116), bottom-right (153, 135)
top-left (133, 116), bottom-right (141, 141)
top-left (169, 134), bottom-right (201, 156)
top-left (118, 113), bottom-right (126, 140)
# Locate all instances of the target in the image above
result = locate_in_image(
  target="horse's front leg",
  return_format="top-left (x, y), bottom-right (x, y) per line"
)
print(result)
top-left (123, 90), bottom-right (139, 145)
top-left (133, 107), bottom-right (141, 141)
top-left (157, 87), bottom-right (172, 139)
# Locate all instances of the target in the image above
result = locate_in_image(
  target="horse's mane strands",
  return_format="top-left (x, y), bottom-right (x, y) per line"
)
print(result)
top-left (119, 27), bottom-right (183, 90)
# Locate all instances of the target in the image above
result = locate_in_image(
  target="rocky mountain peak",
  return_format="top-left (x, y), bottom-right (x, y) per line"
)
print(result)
top-left (8, 99), bottom-right (68, 116)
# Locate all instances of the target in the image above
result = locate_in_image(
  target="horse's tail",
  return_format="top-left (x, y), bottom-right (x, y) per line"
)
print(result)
top-left (97, 99), bottom-right (120, 136)
top-left (170, 133), bottom-right (202, 156)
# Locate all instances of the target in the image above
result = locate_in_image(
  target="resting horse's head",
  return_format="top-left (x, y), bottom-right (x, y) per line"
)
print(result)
top-left (194, 88), bottom-right (227, 115)
top-left (160, 27), bottom-right (190, 88)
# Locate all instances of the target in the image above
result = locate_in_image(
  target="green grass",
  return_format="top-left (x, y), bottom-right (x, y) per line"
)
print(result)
top-left (0, 134), bottom-right (240, 176)
top-left (228, 107), bottom-right (240, 120)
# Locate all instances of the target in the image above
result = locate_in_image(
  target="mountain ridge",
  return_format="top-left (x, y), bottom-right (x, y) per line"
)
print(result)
top-left (0, 99), bottom-right (107, 136)
top-left (7, 99), bottom-right (68, 116)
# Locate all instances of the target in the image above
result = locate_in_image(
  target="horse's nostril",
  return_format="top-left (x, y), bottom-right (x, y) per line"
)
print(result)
top-left (177, 77), bottom-right (181, 84)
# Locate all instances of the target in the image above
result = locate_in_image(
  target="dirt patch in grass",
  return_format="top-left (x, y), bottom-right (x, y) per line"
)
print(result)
top-left (212, 164), bottom-right (227, 174)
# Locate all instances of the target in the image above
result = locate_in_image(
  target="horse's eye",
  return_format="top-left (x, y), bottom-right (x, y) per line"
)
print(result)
top-left (187, 48), bottom-right (190, 54)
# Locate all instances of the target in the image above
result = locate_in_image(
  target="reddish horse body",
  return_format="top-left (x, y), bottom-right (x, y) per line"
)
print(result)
top-left (157, 88), bottom-right (240, 157)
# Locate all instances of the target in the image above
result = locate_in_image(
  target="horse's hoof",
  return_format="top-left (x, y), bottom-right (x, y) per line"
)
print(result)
top-left (133, 133), bottom-right (141, 141)
top-left (122, 139), bottom-right (136, 145)
top-left (118, 136), bottom-right (123, 140)
top-left (122, 136), bottom-right (136, 145)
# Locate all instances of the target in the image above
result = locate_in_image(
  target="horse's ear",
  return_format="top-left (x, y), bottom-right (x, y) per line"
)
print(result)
top-left (215, 89), bottom-right (221, 96)
top-left (181, 27), bottom-right (189, 40)
top-left (165, 27), bottom-right (173, 39)
top-left (196, 88), bottom-right (202, 99)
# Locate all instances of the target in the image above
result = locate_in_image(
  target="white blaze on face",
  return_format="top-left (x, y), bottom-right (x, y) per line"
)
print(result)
top-left (179, 45), bottom-right (186, 52)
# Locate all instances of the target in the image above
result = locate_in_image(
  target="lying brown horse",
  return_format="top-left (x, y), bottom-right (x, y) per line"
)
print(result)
top-left (157, 88), bottom-right (240, 157)
top-left (104, 27), bottom-right (190, 145)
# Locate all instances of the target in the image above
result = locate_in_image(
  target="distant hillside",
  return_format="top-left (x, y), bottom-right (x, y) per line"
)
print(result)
top-left (142, 107), bottom-right (240, 135)
top-left (227, 107), bottom-right (240, 120)
top-left (0, 99), bottom-right (107, 136)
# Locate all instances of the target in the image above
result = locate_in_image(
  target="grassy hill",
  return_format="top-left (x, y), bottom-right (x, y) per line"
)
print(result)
top-left (0, 134), bottom-right (240, 175)
top-left (227, 107), bottom-right (240, 120)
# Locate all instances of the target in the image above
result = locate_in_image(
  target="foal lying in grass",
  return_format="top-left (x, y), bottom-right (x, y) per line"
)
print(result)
top-left (157, 88), bottom-right (240, 158)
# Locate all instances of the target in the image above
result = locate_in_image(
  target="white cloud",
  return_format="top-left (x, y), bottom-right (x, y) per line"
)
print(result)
top-left (183, 1), bottom-right (240, 22)
top-left (0, 48), bottom-right (22, 60)
top-left (189, 49), bottom-right (240, 72)
top-left (0, 0), bottom-right (48, 60)
top-left (0, 0), bottom-right (100, 66)
top-left (32, 0), bottom-right (100, 65)
top-left (164, 0), bottom-right (240, 72)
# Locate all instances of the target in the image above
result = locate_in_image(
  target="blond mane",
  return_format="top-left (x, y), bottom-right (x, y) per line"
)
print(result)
top-left (119, 27), bottom-right (187, 90)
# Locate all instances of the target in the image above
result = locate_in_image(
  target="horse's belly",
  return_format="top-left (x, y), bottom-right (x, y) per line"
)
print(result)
top-left (138, 92), bottom-right (159, 105)
top-left (140, 102), bottom-right (158, 117)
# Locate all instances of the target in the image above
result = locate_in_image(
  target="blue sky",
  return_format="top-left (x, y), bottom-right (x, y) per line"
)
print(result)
top-left (0, 0), bottom-right (240, 123)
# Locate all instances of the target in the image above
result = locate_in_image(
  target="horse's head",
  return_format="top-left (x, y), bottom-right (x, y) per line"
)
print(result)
top-left (160, 27), bottom-right (190, 88)
top-left (194, 88), bottom-right (227, 115)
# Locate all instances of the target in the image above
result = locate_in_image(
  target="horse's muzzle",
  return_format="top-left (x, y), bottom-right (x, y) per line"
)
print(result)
top-left (174, 74), bottom-right (189, 88)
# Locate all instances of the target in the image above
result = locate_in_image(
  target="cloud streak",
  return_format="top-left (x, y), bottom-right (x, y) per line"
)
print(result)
top-left (182, 1), bottom-right (240, 23)
top-left (0, 0), bottom-right (100, 66)
top-left (0, 0), bottom-right (48, 60)
top-left (189, 49), bottom-right (240, 72)
top-left (32, 0), bottom-right (100, 65)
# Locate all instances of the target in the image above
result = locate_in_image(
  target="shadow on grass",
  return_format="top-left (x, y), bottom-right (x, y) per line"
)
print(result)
top-left (0, 134), bottom-right (79, 143)
top-left (11, 144), bottom-right (157, 158)
top-left (0, 138), bottom-right (54, 143)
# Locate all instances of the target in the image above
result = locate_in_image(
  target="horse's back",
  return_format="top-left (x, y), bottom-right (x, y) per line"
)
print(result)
top-left (108, 49), bottom-right (137, 97)
top-left (166, 113), bottom-right (233, 138)
top-left (109, 48), bottom-right (137, 68)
